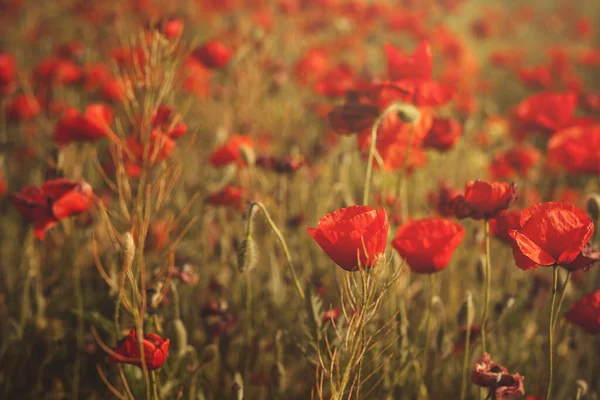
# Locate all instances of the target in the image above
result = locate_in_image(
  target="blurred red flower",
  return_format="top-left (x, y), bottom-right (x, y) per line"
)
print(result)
top-left (513, 91), bottom-right (577, 136)
top-left (328, 92), bottom-right (381, 135)
top-left (422, 117), bottom-right (463, 151)
top-left (294, 47), bottom-right (329, 85)
top-left (53, 104), bottom-right (114, 145)
top-left (192, 40), bottom-right (233, 69)
top-left (489, 210), bottom-right (521, 244)
top-left (517, 66), bottom-right (552, 90)
top-left (489, 146), bottom-right (540, 180)
top-left (307, 205), bottom-right (388, 272)
top-left (508, 202), bottom-right (593, 270)
top-left (209, 135), bottom-right (254, 168)
top-left (452, 180), bottom-right (517, 220)
top-left (6, 94), bottom-right (41, 121)
top-left (392, 218), bottom-right (465, 274)
top-left (471, 353), bottom-right (525, 399)
top-left (152, 106), bottom-right (188, 139)
top-left (0, 52), bottom-right (16, 95)
top-left (547, 125), bottom-right (600, 176)
top-left (33, 57), bottom-right (82, 87)
top-left (0, 170), bottom-right (7, 196)
top-left (565, 290), bottom-right (600, 334)
top-left (11, 179), bottom-right (92, 239)
top-left (205, 186), bottom-right (246, 210)
top-left (108, 329), bottom-right (170, 370)
top-left (428, 181), bottom-right (461, 217)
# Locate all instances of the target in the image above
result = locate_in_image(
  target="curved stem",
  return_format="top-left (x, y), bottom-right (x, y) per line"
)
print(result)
top-left (545, 265), bottom-right (559, 400)
top-left (480, 219), bottom-right (491, 354)
top-left (363, 104), bottom-right (400, 205)
top-left (251, 202), bottom-right (305, 300)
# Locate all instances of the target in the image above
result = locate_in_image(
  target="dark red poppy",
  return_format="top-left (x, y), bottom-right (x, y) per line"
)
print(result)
top-left (422, 117), bottom-right (462, 151)
top-left (471, 353), bottom-right (525, 399)
top-left (11, 179), bottom-right (93, 239)
top-left (307, 206), bottom-right (388, 272)
top-left (0, 170), bottom-right (7, 196)
top-left (565, 290), bottom-right (600, 334)
top-left (53, 104), bottom-right (114, 145)
top-left (561, 243), bottom-right (600, 272)
top-left (209, 135), bottom-right (254, 168)
top-left (0, 52), bottom-right (16, 95)
top-left (547, 125), bottom-right (600, 176)
top-left (508, 202), bottom-right (593, 270)
top-left (255, 154), bottom-right (305, 174)
top-left (322, 308), bottom-right (340, 324)
top-left (452, 180), bottom-right (517, 220)
top-left (6, 94), bottom-right (41, 121)
top-left (152, 106), bottom-right (188, 139)
top-left (205, 186), bottom-right (246, 210)
top-left (489, 210), bottom-right (521, 244)
top-left (192, 40), bottom-right (233, 69)
top-left (489, 146), bottom-right (541, 180)
top-left (328, 93), bottom-right (381, 135)
top-left (513, 91), bottom-right (577, 134)
top-left (428, 181), bottom-right (461, 217)
top-left (108, 329), bottom-right (170, 370)
top-left (392, 218), bottom-right (465, 274)
top-left (517, 66), bottom-right (553, 90)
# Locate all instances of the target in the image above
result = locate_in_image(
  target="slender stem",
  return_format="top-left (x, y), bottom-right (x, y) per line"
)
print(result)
top-left (552, 270), bottom-right (571, 332)
top-left (423, 274), bottom-right (435, 371)
top-left (151, 370), bottom-right (160, 399)
top-left (251, 202), bottom-right (305, 300)
top-left (363, 104), bottom-right (399, 205)
top-left (480, 219), bottom-right (491, 354)
top-left (398, 125), bottom-right (415, 223)
top-left (73, 248), bottom-right (85, 400)
top-left (545, 265), bottom-right (559, 400)
top-left (460, 293), bottom-right (473, 400)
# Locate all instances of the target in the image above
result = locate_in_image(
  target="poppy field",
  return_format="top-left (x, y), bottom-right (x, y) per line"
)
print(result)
top-left (1, 0), bottom-right (600, 399)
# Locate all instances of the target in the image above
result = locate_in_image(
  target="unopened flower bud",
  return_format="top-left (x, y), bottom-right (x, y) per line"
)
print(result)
top-left (396, 104), bottom-right (420, 124)
top-left (238, 237), bottom-right (258, 273)
top-left (586, 194), bottom-right (600, 222)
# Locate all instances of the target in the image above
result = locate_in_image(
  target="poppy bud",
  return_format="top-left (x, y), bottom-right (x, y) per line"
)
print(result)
top-left (172, 319), bottom-right (188, 356)
top-left (586, 194), bottom-right (600, 222)
top-left (396, 103), bottom-right (420, 123)
top-left (123, 231), bottom-right (135, 273)
top-left (200, 344), bottom-right (218, 364)
top-left (238, 237), bottom-right (258, 273)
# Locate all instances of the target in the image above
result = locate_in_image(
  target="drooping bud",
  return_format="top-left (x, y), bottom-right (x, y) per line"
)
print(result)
top-left (396, 103), bottom-right (421, 124)
top-left (586, 194), bottom-right (600, 222)
top-left (237, 237), bottom-right (258, 273)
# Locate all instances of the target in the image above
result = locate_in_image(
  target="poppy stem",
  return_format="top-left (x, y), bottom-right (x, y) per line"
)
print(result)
top-left (545, 265), bottom-right (559, 400)
top-left (251, 202), bottom-right (305, 300)
top-left (398, 125), bottom-right (416, 223)
top-left (151, 370), bottom-right (160, 399)
top-left (480, 219), bottom-right (491, 354)
top-left (460, 292), bottom-right (474, 400)
top-left (363, 104), bottom-right (399, 205)
top-left (423, 274), bottom-right (435, 372)
top-left (552, 270), bottom-right (571, 332)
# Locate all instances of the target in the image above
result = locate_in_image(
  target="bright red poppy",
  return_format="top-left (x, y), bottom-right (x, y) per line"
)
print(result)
top-left (11, 179), bottom-right (93, 239)
top-left (422, 117), bottom-right (463, 151)
top-left (489, 210), bottom-right (521, 244)
top-left (152, 106), bottom-right (188, 139)
top-left (307, 206), bottom-right (388, 272)
top-left (108, 329), bottom-right (170, 370)
top-left (513, 91), bottom-right (577, 135)
top-left (209, 135), bottom-right (254, 168)
top-left (205, 186), bottom-right (246, 210)
top-left (53, 104), bottom-right (114, 145)
top-left (565, 290), bottom-right (600, 334)
top-left (392, 218), bottom-right (464, 274)
top-left (452, 180), bottom-right (517, 220)
top-left (192, 40), bottom-right (233, 69)
top-left (508, 202), bottom-right (594, 270)
top-left (489, 146), bottom-right (541, 180)
top-left (6, 94), bottom-right (41, 121)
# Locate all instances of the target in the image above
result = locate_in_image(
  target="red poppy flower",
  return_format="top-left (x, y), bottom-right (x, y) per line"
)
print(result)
top-left (82, 63), bottom-right (110, 92)
top-left (53, 104), bottom-right (114, 145)
top-left (452, 180), bottom-right (517, 220)
top-left (123, 131), bottom-right (176, 178)
top-left (489, 146), bottom-right (541, 180)
top-left (561, 243), bottom-right (600, 272)
top-left (392, 218), bottom-right (465, 274)
top-left (0, 52), bottom-right (16, 95)
top-left (255, 154), bottom-right (305, 174)
top-left (514, 91), bottom-right (577, 134)
top-left (294, 47), bottom-right (329, 85)
top-left (307, 206), bottom-right (388, 272)
top-left (209, 135), bottom-right (254, 168)
top-left (0, 170), bottom-right (7, 196)
top-left (428, 181), bottom-right (461, 217)
top-left (6, 94), bottom-right (41, 121)
top-left (508, 202), bottom-right (593, 270)
top-left (517, 66), bottom-right (553, 90)
top-left (328, 93), bottom-right (381, 135)
top-left (385, 40), bottom-right (432, 81)
top-left (489, 210), bottom-right (521, 244)
top-left (322, 308), bottom-right (340, 324)
top-left (192, 40), bottom-right (233, 69)
top-left (547, 125), bottom-right (600, 176)
top-left (152, 106), bottom-right (188, 139)
top-left (565, 290), bottom-right (600, 334)
top-left (471, 353), bottom-right (525, 399)
top-left (313, 63), bottom-right (355, 97)
top-left (33, 57), bottom-right (82, 87)
top-left (422, 117), bottom-right (462, 151)
top-left (108, 329), bottom-right (170, 370)
top-left (205, 186), bottom-right (246, 210)
top-left (453, 325), bottom-right (481, 354)
top-left (11, 179), bottom-right (93, 239)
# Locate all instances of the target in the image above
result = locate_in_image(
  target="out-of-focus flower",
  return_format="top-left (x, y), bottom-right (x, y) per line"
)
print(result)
top-left (428, 181), bottom-right (461, 217)
top-left (392, 218), bottom-right (465, 274)
top-left (53, 104), bottom-right (114, 145)
top-left (565, 290), bottom-right (600, 334)
top-left (6, 94), bottom-right (41, 121)
top-left (209, 135), bottom-right (254, 168)
top-left (107, 329), bottom-right (170, 370)
top-left (489, 146), bottom-right (540, 180)
top-left (547, 125), bottom-right (600, 176)
top-left (307, 206), bottom-right (388, 272)
top-left (205, 186), bottom-right (246, 210)
top-left (513, 91), bottom-right (577, 136)
top-left (328, 92), bottom-right (381, 135)
top-left (471, 353), bottom-right (525, 399)
top-left (0, 52), bottom-right (16, 95)
top-left (255, 154), bottom-right (305, 174)
top-left (11, 179), bottom-right (93, 239)
top-left (192, 40), bottom-right (233, 69)
top-left (422, 117), bottom-right (463, 151)
top-left (489, 210), bottom-right (521, 245)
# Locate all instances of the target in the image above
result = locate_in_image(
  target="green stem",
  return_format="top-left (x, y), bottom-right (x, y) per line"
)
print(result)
top-left (480, 219), bottom-right (491, 354)
top-left (73, 260), bottom-right (84, 400)
top-left (460, 293), bottom-right (473, 400)
top-left (552, 270), bottom-right (571, 332)
top-left (151, 370), bottom-right (160, 399)
top-left (423, 274), bottom-right (435, 372)
top-left (251, 202), bottom-right (305, 300)
top-left (363, 104), bottom-right (400, 205)
top-left (545, 265), bottom-right (559, 400)
top-left (398, 125), bottom-right (415, 223)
